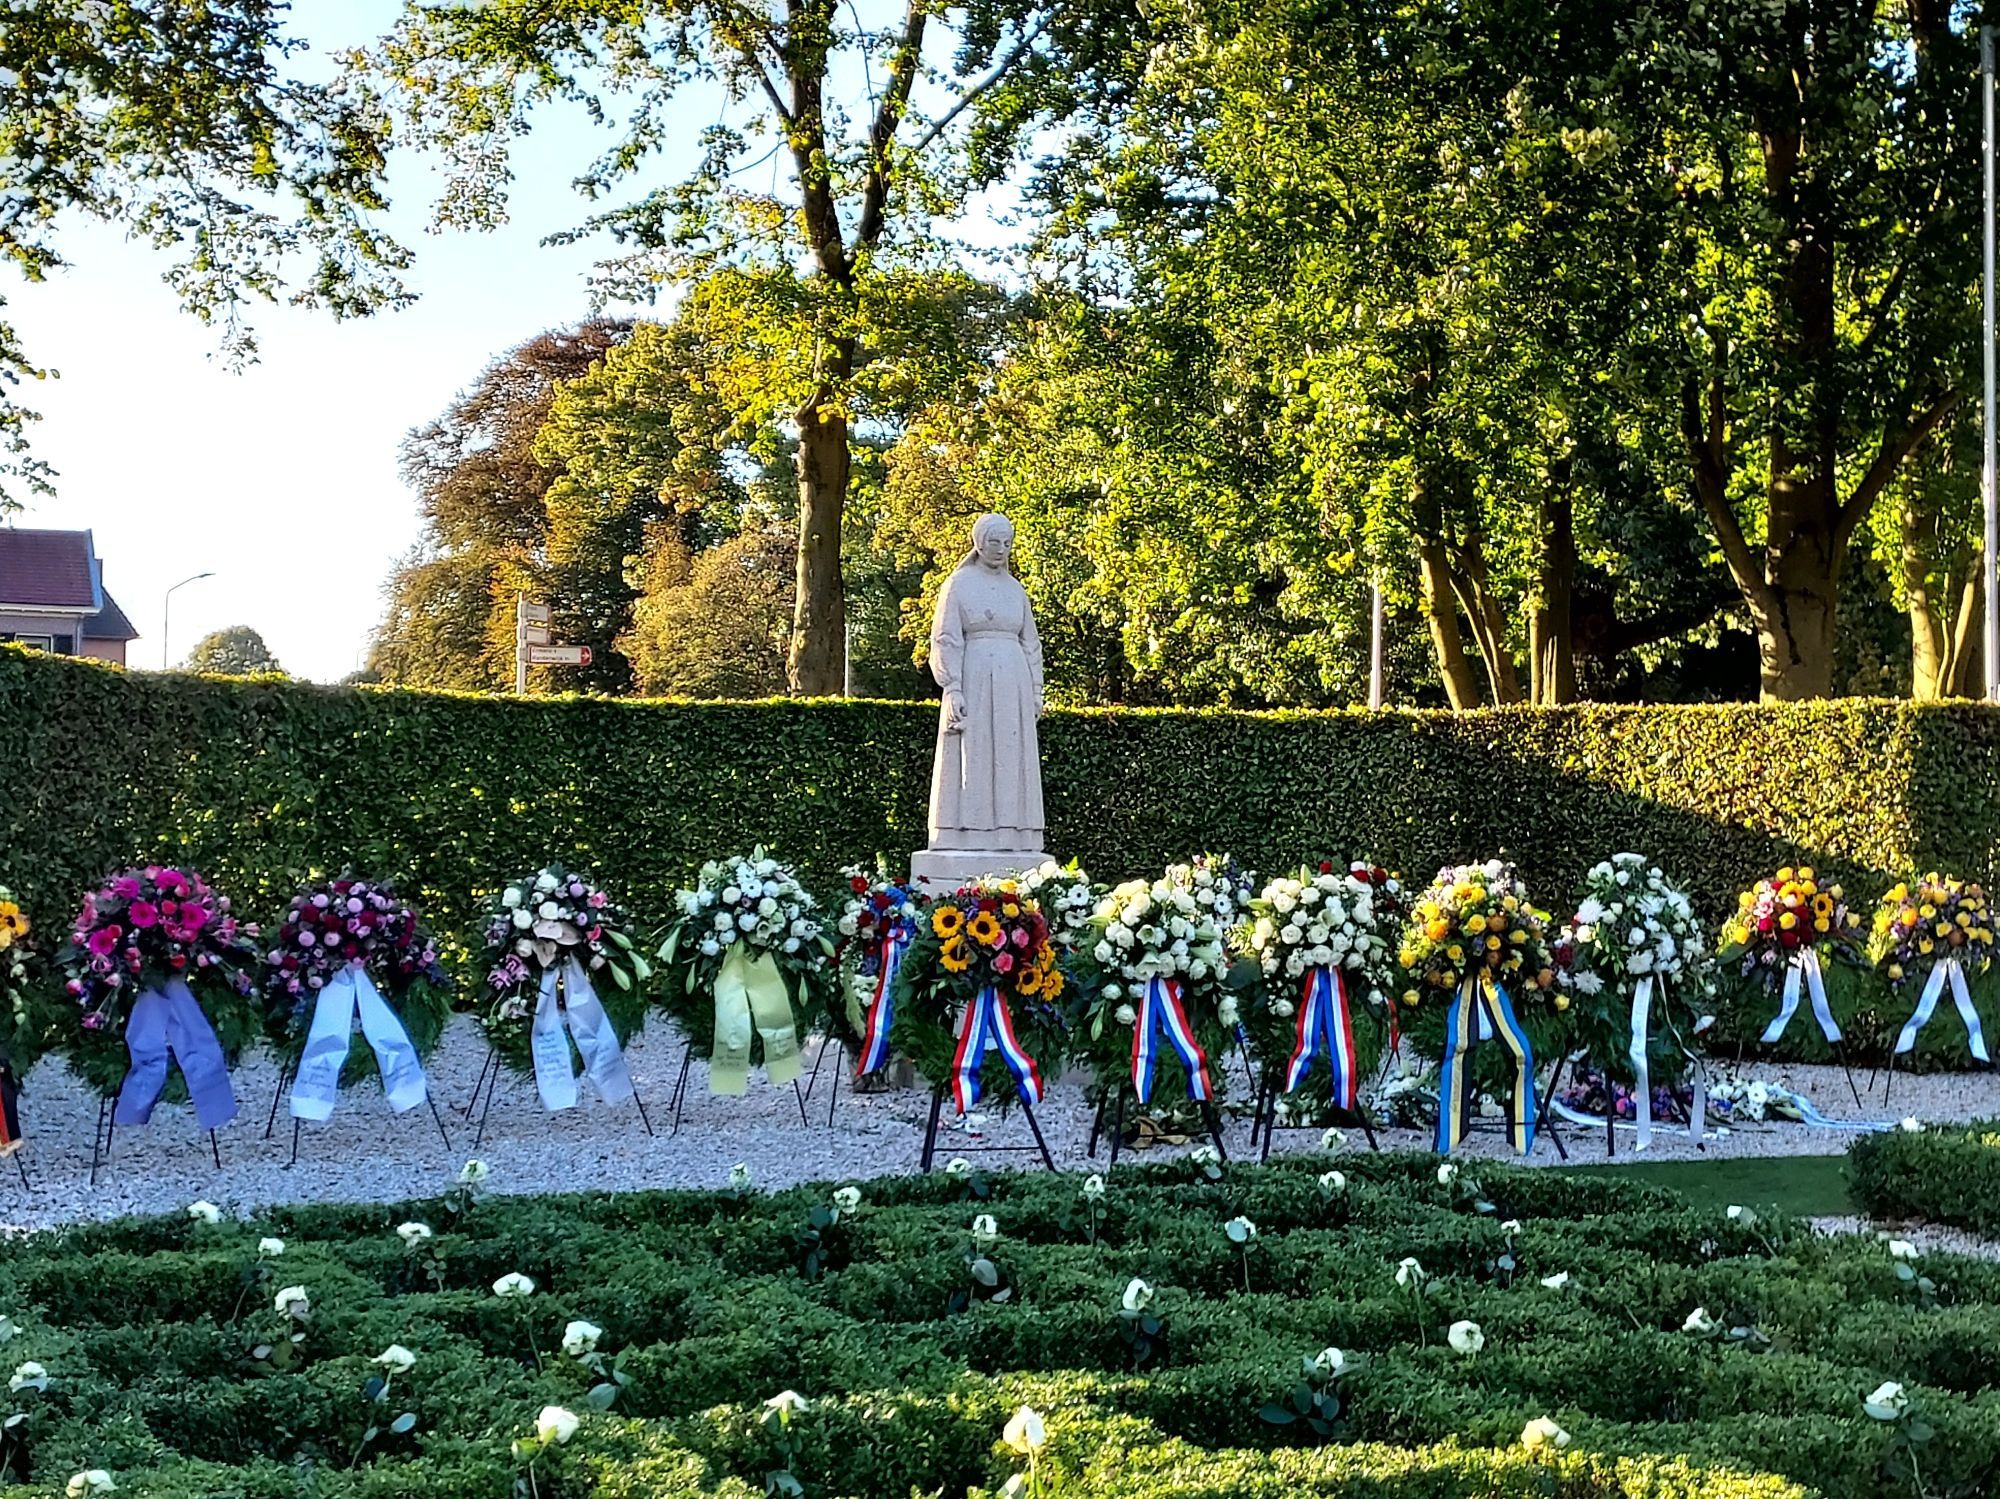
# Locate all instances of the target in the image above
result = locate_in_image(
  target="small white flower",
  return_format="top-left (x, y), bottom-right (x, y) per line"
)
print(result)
top-left (1319, 1169), bottom-right (1347, 1193)
top-left (1863, 1380), bottom-right (1911, 1421)
top-left (971, 1214), bottom-right (999, 1243)
top-left (535, 1404), bottom-right (580, 1445)
top-left (457, 1159), bottom-right (491, 1186)
top-left (8, 1361), bottom-right (46, 1393)
top-left (273, 1286), bottom-right (310, 1319)
top-left (492, 1272), bottom-right (536, 1299)
top-left (396, 1221), bottom-right (433, 1246)
top-left (1114, 1003), bottom-right (1136, 1025)
top-left (831, 1186), bottom-right (862, 1215)
top-left (728, 1163), bottom-right (753, 1191)
top-left (1002, 1404), bottom-right (1048, 1454)
top-left (945, 1158), bottom-right (972, 1177)
top-left (1190, 1144), bottom-right (1221, 1168)
top-left (1311, 1346), bottom-right (1347, 1377)
top-left (1321, 1128), bottom-right (1346, 1149)
top-left (764, 1389), bottom-right (810, 1422)
top-left (65, 1471), bottom-right (115, 1497)
top-left (1521, 1415), bottom-right (1570, 1451)
top-left (257, 1237), bottom-right (285, 1258)
top-left (1224, 1215), bottom-right (1258, 1243)
top-left (1900, 1117), bottom-right (1924, 1134)
top-left (186, 1201), bottom-right (222, 1225)
top-left (561, 1319), bottom-right (603, 1357)
top-left (1500, 1219), bottom-right (1522, 1235)
top-left (1540, 1271), bottom-right (1571, 1290)
top-left (1725, 1204), bottom-right (1753, 1224)
top-left (1887, 1239), bottom-right (1920, 1262)
top-left (501, 887), bottom-right (523, 908)
top-left (373, 1344), bottom-right (417, 1374)
top-left (1395, 1257), bottom-right (1426, 1287)
top-left (1080, 1174), bottom-right (1106, 1201)
top-left (1122, 1277), bottom-right (1155, 1312)
top-left (1447, 1319), bottom-right (1485, 1355)
top-left (1683, 1306), bottom-right (1717, 1335)
top-left (1436, 1163), bottom-right (1458, 1186)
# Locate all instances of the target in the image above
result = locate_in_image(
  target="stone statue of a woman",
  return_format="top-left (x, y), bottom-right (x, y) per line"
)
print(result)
top-left (911, 514), bottom-right (1048, 888)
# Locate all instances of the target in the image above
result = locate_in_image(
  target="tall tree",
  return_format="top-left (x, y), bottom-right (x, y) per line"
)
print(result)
top-left (184, 625), bottom-right (284, 676)
top-left (0, 0), bottom-right (407, 507)
top-left (367, 321), bottom-right (631, 690)
top-left (354, 0), bottom-right (1145, 693)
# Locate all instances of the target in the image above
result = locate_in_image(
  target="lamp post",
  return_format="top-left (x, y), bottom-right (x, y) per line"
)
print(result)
top-left (1984, 26), bottom-right (1998, 699)
top-left (162, 571), bottom-right (215, 669)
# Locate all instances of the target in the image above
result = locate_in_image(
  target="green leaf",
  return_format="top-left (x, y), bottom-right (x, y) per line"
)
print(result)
top-left (389, 1412), bottom-right (418, 1435)
top-left (586, 1382), bottom-right (620, 1411)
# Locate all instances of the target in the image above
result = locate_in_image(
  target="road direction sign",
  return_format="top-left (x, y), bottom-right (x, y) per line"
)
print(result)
top-left (522, 625), bottom-right (551, 646)
top-left (527, 644), bottom-right (592, 666)
top-left (520, 600), bottom-right (553, 624)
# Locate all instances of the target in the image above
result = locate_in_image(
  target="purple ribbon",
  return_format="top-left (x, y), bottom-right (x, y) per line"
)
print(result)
top-left (115, 978), bottom-right (239, 1129)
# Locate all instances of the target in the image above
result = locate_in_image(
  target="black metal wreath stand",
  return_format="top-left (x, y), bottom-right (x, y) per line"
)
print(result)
top-left (917, 1081), bottom-right (1057, 1172)
top-left (1085, 1081), bottom-right (1229, 1169)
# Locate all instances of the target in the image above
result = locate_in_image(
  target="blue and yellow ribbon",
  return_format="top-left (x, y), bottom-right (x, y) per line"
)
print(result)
top-left (1435, 974), bottom-right (1536, 1155)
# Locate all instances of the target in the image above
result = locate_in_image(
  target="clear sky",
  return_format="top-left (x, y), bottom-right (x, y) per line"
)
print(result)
top-left (3, 2), bottom-right (677, 682)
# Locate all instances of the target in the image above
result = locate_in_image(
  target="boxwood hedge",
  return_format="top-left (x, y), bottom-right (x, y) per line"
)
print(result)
top-left (0, 1155), bottom-right (1989, 1497)
top-left (5, 648), bottom-right (2000, 1060)
top-left (1848, 1122), bottom-right (2000, 1237)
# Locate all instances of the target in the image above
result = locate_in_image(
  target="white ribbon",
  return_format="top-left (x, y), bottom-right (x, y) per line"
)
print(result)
top-left (1629, 975), bottom-right (1655, 1149)
top-left (530, 957), bottom-right (635, 1111)
top-left (1759, 950), bottom-right (1841, 1046)
top-left (1894, 958), bottom-right (1991, 1063)
top-left (290, 967), bottom-right (428, 1122)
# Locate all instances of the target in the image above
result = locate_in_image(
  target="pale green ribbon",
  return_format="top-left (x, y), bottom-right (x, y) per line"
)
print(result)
top-left (710, 945), bottom-right (803, 1095)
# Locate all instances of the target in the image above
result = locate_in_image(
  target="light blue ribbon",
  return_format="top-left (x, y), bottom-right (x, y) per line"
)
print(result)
top-left (116, 978), bottom-right (238, 1129)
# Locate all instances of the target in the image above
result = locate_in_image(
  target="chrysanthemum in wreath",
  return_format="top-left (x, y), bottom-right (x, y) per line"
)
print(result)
top-left (836, 859), bottom-right (926, 1075)
top-left (657, 849), bottom-right (837, 1096)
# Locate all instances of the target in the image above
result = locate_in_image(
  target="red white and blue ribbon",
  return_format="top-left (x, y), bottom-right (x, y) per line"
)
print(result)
top-left (950, 984), bottom-right (1044, 1113)
top-left (1131, 975), bottom-right (1213, 1105)
top-left (1284, 965), bottom-right (1359, 1111)
top-left (854, 927), bottom-right (909, 1078)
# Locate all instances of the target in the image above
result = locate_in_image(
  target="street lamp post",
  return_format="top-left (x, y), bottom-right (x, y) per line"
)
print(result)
top-left (1984, 26), bottom-right (1998, 700)
top-left (162, 571), bottom-right (216, 670)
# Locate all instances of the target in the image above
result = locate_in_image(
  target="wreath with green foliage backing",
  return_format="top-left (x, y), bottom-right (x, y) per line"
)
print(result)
top-left (257, 875), bottom-right (455, 1088)
top-left (52, 865), bottom-right (262, 1101)
top-left (888, 879), bottom-right (1069, 1107)
top-left (471, 865), bottom-right (651, 1076)
top-left (829, 861), bottom-right (927, 1052)
top-left (0, 888), bottom-right (59, 1081)
top-left (654, 850), bottom-right (837, 1062)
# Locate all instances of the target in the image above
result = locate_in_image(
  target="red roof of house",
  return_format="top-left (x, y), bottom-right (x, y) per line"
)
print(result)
top-left (0, 528), bottom-right (99, 610)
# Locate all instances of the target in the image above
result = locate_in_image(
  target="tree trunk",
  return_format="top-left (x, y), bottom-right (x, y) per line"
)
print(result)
top-left (1529, 488), bottom-right (1576, 705)
top-left (1758, 508), bottom-right (1840, 701)
top-left (788, 378), bottom-right (851, 695)
top-left (1411, 466), bottom-right (1480, 709)
top-left (1451, 528), bottom-right (1523, 705)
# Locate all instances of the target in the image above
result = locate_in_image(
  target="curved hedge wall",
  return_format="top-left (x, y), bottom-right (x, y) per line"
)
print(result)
top-left (3, 646), bottom-right (1999, 1058)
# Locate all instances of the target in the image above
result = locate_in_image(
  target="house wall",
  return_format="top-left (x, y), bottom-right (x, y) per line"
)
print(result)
top-left (0, 611), bottom-right (84, 648)
top-left (78, 638), bottom-right (126, 666)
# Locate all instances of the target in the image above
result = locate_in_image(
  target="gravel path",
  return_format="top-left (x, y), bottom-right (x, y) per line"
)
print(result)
top-left (4, 1017), bottom-right (1998, 1231)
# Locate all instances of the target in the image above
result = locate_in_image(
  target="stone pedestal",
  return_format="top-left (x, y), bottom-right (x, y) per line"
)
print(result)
top-left (910, 847), bottom-right (1046, 892)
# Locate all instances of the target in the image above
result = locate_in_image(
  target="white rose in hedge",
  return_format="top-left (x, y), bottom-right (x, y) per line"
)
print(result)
top-left (1002, 1405), bottom-right (1048, 1455)
top-left (728, 1163), bottom-right (753, 1191)
top-left (1312, 1346), bottom-right (1346, 1377)
top-left (187, 1201), bottom-right (222, 1225)
top-left (273, 1286), bottom-right (311, 1320)
top-left (1540, 1271), bottom-right (1571, 1290)
top-left (1080, 1174), bottom-right (1105, 1201)
top-left (1500, 1219), bottom-right (1522, 1235)
top-left (1864, 1381), bottom-right (1911, 1421)
top-left (1900, 1116), bottom-right (1923, 1133)
top-left (764, 1390), bottom-right (810, 1424)
top-left (257, 1237), bottom-right (285, 1258)
top-left (458, 1159), bottom-right (491, 1186)
top-left (396, 1221), bottom-right (433, 1245)
top-left (373, 1345), bottom-right (417, 1375)
top-left (1887, 1239), bottom-right (1919, 1262)
top-left (971, 1214), bottom-right (999, 1244)
top-left (492, 1272), bottom-right (536, 1299)
top-left (832, 1186), bottom-right (862, 1215)
top-left (1224, 1215), bottom-right (1257, 1244)
top-left (945, 1158), bottom-right (972, 1177)
top-left (1394, 1257), bottom-right (1425, 1288)
top-left (561, 1320), bottom-right (602, 1358)
top-left (1122, 1277), bottom-right (1155, 1312)
top-left (1520, 1416), bottom-right (1570, 1451)
top-left (535, 1405), bottom-right (580, 1446)
top-left (1436, 1163), bottom-right (1457, 1186)
top-left (1683, 1307), bottom-right (1717, 1335)
top-left (1189, 1144), bottom-right (1221, 1168)
top-left (1319, 1169), bottom-right (1346, 1193)
top-left (1447, 1320), bottom-right (1485, 1355)
top-left (9, 1361), bottom-right (46, 1393)
top-left (65, 1472), bottom-right (115, 1497)
top-left (1321, 1128), bottom-right (1346, 1149)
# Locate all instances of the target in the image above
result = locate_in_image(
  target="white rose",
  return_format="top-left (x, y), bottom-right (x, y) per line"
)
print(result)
top-left (512, 908), bottom-right (533, 930)
top-left (273, 1285), bottom-right (311, 1319)
top-left (1395, 1257), bottom-right (1425, 1287)
top-left (8, 1361), bottom-right (46, 1393)
top-left (1540, 1271), bottom-right (1571, 1290)
top-left (501, 888), bottom-right (522, 908)
top-left (1863, 1381), bottom-right (1911, 1421)
top-left (1121, 1277), bottom-right (1154, 1311)
top-left (1312, 1346), bottom-right (1347, 1377)
top-left (257, 1237), bottom-right (285, 1258)
top-left (1002, 1405), bottom-right (1048, 1455)
top-left (374, 1344), bottom-right (417, 1374)
top-left (1683, 1306), bottom-right (1717, 1335)
top-left (832, 1186), bottom-right (862, 1214)
top-left (1115, 1004), bottom-right (1136, 1025)
top-left (535, 1405), bottom-right (580, 1445)
top-left (1886, 1238), bottom-right (1919, 1261)
top-left (729, 1163), bottom-right (753, 1191)
top-left (65, 1471), bottom-right (115, 1497)
top-left (534, 873), bottom-right (558, 894)
top-left (458, 1159), bottom-right (491, 1185)
top-left (561, 1320), bottom-right (603, 1357)
top-left (396, 1221), bottom-right (433, 1245)
top-left (1520, 1416), bottom-right (1570, 1451)
top-left (1447, 1320), bottom-right (1484, 1355)
top-left (186, 1200), bottom-right (222, 1225)
top-left (971, 1214), bottom-right (999, 1243)
top-left (491, 1272), bottom-right (536, 1298)
top-left (539, 901), bottom-right (561, 920)
top-left (1319, 1169), bottom-right (1346, 1193)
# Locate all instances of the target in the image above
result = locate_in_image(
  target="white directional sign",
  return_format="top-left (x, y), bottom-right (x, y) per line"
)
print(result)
top-left (527, 644), bottom-right (592, 666)
top-left (522, 625), bottom-right (551, 646)
top-left (520, 601), bottom-right (553, 624)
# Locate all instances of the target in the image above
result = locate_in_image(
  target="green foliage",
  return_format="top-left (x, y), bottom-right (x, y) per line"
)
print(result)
top-left (13, 651), bottom-right (2000, 1058)
top-left (183, 627), bottom-right (285, 679)
top-left (0, 1155), bottom-right (1994, 1495)
top-left (1848, 1124), bottom-right (2000, 1239)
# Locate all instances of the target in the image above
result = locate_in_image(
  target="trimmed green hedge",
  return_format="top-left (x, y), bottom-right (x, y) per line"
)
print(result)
top-left (1848, 1122), bottom-right (2000, 1236)
top-left (0, 1156), bottom-right (1989, 1496)
top-left (6, 648), bottom-right (2000, 1060)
